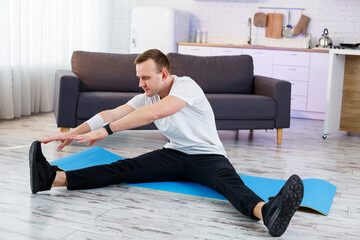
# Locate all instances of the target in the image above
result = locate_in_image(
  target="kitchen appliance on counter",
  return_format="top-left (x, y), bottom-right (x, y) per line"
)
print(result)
top-left (314, 43), bottom-right (360, 50)
top-left (315, 28), bottom-right (360, 50)
top-left (316, 28), bottom-right (332, 47)
top-left (339, 43), bottom-right (360, 49)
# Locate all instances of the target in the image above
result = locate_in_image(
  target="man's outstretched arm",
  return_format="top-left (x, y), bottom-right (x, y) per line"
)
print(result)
top-left (40, 104), bottom-right (135, 150)
top-left (72, 96), bottom-right (186, 145)
top-left (112, 95), bottom-right (186, 132)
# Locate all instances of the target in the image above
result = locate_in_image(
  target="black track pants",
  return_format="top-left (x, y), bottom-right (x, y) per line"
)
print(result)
top-left (66, 148), bottom-right (264, 219)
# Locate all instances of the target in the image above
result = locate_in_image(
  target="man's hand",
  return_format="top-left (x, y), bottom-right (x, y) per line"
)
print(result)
top-left (72, 128), bottom-right (108, 146)
top-left (40, 131), bottom-right (74, 151)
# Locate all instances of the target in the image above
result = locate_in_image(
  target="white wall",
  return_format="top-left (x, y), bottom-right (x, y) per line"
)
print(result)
top-left (111, 0), bottom-right (360, 53)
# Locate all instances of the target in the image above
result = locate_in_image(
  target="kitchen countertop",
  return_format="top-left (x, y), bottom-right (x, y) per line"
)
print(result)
top-left (178, 42), bottom-right (330, 53)
top-left (323, 45), bottom-right (360, 137)
top-left (329, 49), bottom-right (360, 56)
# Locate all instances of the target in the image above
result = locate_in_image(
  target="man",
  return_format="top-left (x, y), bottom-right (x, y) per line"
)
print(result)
top-left (30, 49), bottom-right (304, 237)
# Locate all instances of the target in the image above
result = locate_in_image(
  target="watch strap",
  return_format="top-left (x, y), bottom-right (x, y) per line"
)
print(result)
top-left (103, 122), bottom-right (113, 135)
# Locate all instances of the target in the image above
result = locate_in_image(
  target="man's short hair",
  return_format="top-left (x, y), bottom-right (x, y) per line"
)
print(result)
top-left (134, 49), bottom-right (171, 73)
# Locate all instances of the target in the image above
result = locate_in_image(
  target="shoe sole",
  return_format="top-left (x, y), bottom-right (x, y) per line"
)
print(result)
top-left (29, 141), bottom-right (40, 194)
top-left (268, 174), bottom-right (304, 237)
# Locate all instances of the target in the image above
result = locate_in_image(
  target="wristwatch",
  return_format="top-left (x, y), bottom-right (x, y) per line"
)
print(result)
top-left (102, 122), bottom-right (113, 135)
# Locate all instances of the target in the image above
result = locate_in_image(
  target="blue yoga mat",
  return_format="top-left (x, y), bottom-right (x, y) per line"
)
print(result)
top-left (51, 147), bottom-right (336, 215)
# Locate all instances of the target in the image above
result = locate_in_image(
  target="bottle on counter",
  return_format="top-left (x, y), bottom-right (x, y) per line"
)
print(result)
top-left (201, 30), bottom-right (207, 44)
top-left (195, 30), bottom-right (201, 43)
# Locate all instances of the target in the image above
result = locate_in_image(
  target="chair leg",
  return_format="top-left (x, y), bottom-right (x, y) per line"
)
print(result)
top-left (60, 127), bottom-right (70, 133)
top-left (277, 128), bottom-right (283, 144)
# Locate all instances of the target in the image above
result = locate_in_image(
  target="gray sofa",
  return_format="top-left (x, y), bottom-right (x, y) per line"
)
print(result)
top-left (54, 51), bottom-right (291, 144)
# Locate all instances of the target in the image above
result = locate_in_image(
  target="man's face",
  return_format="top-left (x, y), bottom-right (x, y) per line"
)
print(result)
top-left (136, 59), bottom-right (163, 97)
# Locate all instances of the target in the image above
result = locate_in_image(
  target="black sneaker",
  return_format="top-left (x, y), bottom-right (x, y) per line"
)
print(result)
top-left (29, 140), bottom-right (61, 194)
top-left (262, 174), bottom-right (304, 237)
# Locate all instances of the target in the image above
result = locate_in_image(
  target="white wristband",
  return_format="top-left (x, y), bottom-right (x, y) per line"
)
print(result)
top-left (86, 114), bottom-right (105, 131)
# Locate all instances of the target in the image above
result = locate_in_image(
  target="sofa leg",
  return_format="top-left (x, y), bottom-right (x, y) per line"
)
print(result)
top-left (277, 128), bottom-right (283, 144)
top-left (249, 129), bottom-right (254, 133)
top-left (60, 127), bottom-right (70, 133)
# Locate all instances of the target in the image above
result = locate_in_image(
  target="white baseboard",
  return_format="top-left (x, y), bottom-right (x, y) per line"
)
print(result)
top-left (291, 110), bottom-right (325, 120)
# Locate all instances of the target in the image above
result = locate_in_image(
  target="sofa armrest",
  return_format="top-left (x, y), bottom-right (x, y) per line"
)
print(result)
top-left (54, 70), bottom-right (80, 128)
top-left (254, 75), bottom-right (291, 128)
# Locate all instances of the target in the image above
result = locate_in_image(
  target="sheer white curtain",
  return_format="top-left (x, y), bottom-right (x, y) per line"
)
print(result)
top-left (0, 0), bottom-right (113, 119)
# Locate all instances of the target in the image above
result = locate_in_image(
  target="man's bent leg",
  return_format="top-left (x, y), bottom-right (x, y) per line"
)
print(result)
top-left (261, 174), bottom-right (304, 237)
top-left (186, 154), bottom-right (264, 220)
top-left (66, 148), bottom-right (187, 190)
top-left (186, 154), bottom-right (304, 237)
top-left (253, 202), bottom-right (266, 220)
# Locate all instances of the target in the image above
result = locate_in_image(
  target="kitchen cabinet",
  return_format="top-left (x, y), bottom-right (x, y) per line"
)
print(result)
top-left (272, 51), bottom-right (311, 111)
top-left (178, 44), bottom-right (329, 119)
top-left (211, 47), bottom-right (242, 56)
top-left (272, 65), bottom-right (309, 82)
top-left (242, 49), bottom-right (273, 77)
top-left (178, 45), bottom-right (242, 56)
top-left (178, 45), bottom-right (212, 56)
top-left (273, 51), bottom-right (310, 66)
top-left (270, 51), bottom-right (328, 118)
top-left (307, 53), bottom-right (329, 113)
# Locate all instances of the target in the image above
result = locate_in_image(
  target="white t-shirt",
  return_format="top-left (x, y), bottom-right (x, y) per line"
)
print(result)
top-left (127, 75), bottom-right (226, 156)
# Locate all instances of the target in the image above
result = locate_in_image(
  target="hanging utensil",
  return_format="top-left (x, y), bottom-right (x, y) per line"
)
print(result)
top-left (282, 11), bottom-right (294, 38)
top-left (266, 13), bottom-right (283, 38)
top-left (253, 12), bottom-right (267, 27)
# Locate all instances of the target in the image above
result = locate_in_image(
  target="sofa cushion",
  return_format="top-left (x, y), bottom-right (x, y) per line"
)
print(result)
top-left (72, 51), bottom-right (141, 92)
top-left (77, 92), bottom-right (139, 120)
top-left (206, 94), bottom-right (276, 120)
top-left (167, 53), bottom-right (254, 94)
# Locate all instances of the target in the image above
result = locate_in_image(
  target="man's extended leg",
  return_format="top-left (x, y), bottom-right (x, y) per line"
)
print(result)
top-left (29, 141), bottom-right (63, 193)
top-left (52, 171), bottom-right (67, 187)
top-left (185, 154), bottom-right (264, 219)
top-left (65, 148), bottom-right (187, 190)
top-left (261, 174), bottom-right (304, 237)
top-left (29, 141), bottom-right (188, 192)
top-left (186, 154), bottom-right (304, 237)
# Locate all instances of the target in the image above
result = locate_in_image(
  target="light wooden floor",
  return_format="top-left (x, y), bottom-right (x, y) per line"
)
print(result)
top-left (0, 112), bottom-right (359, 239)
